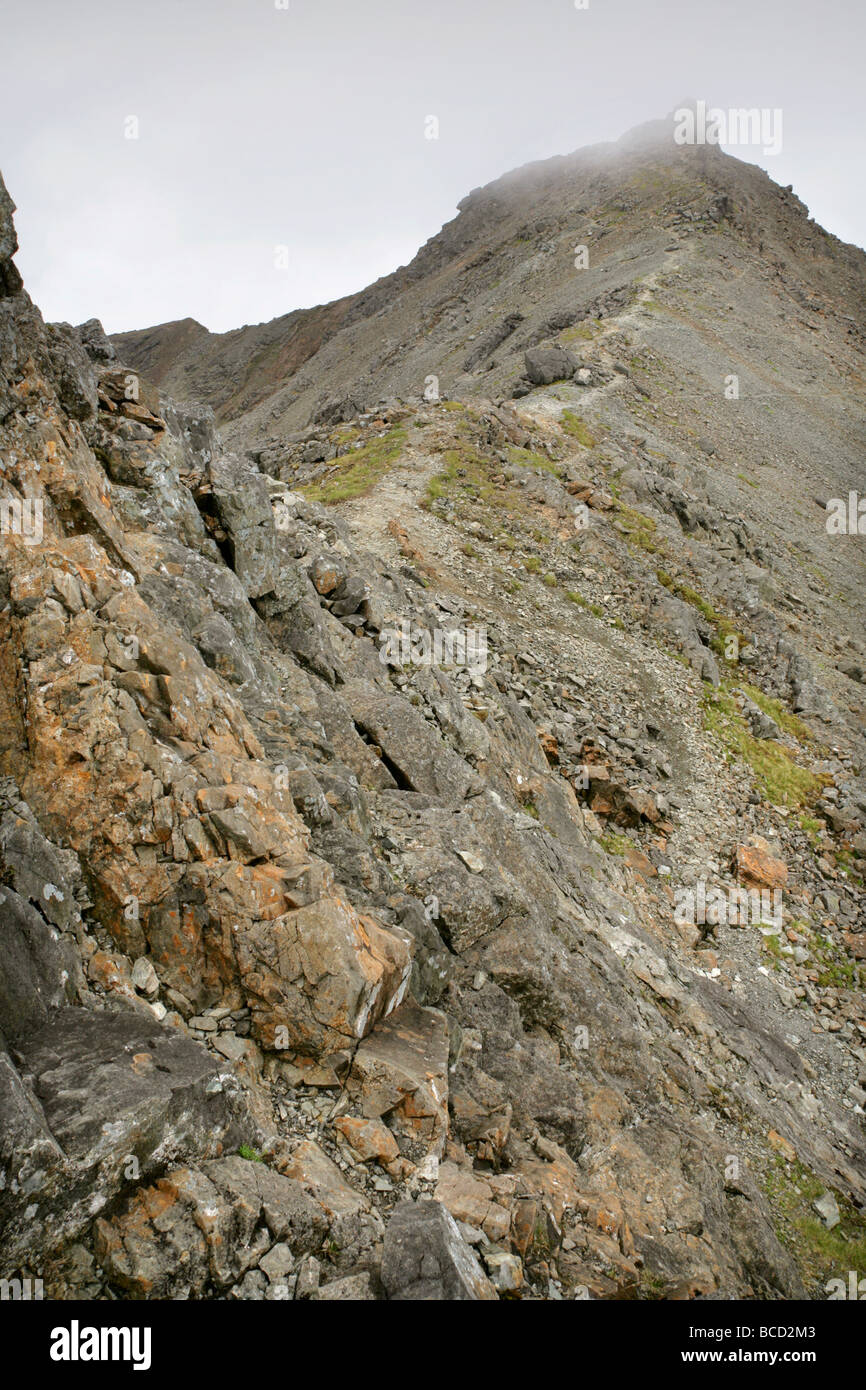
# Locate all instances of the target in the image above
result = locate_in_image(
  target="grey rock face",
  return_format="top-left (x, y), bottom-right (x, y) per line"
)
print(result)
top-left (0, 169), bottom-right (17, 265)
top-left (208, 452), bottom-right (278, 597)
top-left (314, 393), bottom-right (366, 426)
top-left (381, 1199), bottom-right (498, 1300)
top-left (0, 889), bottom-right (76, 1042)
top-left (76, 318), bottom-right (117, 363)
top-left (313, 1271), bottom-right (375, 1299)
top-left (94, 1154), bottom-right (328, 1298)
top-left (341, 680), bottom-right (480, 801)
top-left (463, 312), bottom-right (524, 372)
top-left (652, 592), bottom-right (720, 684)
top-left (44, 321), bottom-right (99, 421)
top-left (2, 1008), bottom-right (249, 1270)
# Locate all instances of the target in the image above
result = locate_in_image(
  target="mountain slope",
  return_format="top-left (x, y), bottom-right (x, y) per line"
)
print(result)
top-left (112, 117), bottom-right (865, 452)
top-left (2, 112), bottom-right (865, 1304)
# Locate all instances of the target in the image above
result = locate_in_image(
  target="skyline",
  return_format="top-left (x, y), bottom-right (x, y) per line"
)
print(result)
top-left (2, 0), bottom-right (864, 336)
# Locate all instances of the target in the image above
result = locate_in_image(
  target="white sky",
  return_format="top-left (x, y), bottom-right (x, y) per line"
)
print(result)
top-left (1, 0), bottom-right (863, 335)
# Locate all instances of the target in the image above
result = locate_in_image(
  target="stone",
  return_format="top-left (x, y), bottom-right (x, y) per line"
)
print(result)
top-left (235, 895), bottom-right (412, 1054)
top-left (131, 957), bottom-right (159, 996)
top-left (94, 1152), bottom-right (330, 1298)
top-left (203, 1155), bottom-right (329, 1252)
top-left (435, 1162), bottom-right (511, 1243)
top-left (341, 680), bottom-right (478, 802)
top-left (208, 453), bottom-right (278, 598)
top-left (334, 1115), bottom-right (400, 1166)
top-left (1, 1006), bottom-right (249, 1273)
top-left (309, 554), bottom-right (345, 596)
top-left (345, 1002), bottom-right (451, 1160)
top-left (381, 1199), bottom-right (498, 1300)
top-left (76, 318), bottom-right (116, 363)
top-left (523, 345), bottom-right (577, 386)
top-left (812, 1191), bottom-right (840, 1230)
top-left (735, 842), bottom-right (788, 890)
top-left (313, 1272), bottom-right (375, 1300)
top-left (484, 1250), bottom-right (524, 1292)
top-left (0, 885), bottom-right (77, 1042)
top-left (294, 1255), bottom-right (321, 1298)
top-left (258, 1242), bottom-right (294, 1283)
top-left (281, 1139), bottom-right (373, 1252)
top-left (212, 1033), bottom-right (249, 1063)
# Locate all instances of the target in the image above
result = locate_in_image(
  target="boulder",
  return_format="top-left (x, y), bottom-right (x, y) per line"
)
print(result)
top-left (341, 680), bottom-right (478, 802)
top-left (345, 1002), bottom-right (451, 1160)
top-left (235, 895), bottom-right (413, 1053)
top-left (381, 1199), bottom-right (498, 1300)
top-left (76, 318), bottom-right (116, 363)
top-left (734, 841), bottom-right (788, 890)
top-left (1, 1009), bottom-right (249, 1271)
top-left (94, 1155), bottom-right (327, 1297)
top-left (523, 345), bottom-right (577, 386)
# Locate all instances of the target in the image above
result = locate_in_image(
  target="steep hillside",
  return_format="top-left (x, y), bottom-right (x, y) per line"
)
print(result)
top-left (2, 112), bottom-right (865, 1305)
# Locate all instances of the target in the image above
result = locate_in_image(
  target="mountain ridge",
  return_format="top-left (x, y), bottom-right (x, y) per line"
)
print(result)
top-left (111, 116), bottom-right (866, 453)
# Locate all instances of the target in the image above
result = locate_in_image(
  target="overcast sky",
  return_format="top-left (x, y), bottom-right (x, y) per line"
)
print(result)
top-left (2, 0), bottom-right (863, 335)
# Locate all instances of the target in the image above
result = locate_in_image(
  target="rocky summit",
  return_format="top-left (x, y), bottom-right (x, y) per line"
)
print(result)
top-left (1, 116), bottom-right (865, 1304)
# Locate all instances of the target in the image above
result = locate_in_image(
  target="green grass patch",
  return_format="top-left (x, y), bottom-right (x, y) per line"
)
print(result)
top-left (560, 411), bottom-right (597, 448)
top-left (811, 933), bottom-right (862, 989)
top-left (304, 425), bottom-right (407, 503)
top-left (613, 501), bottom-right (662, 554)
top-left (656, 569), bottom-right (746, 659)
top-left (565, 591), bottom-right (603, 618)
top-left (329, 423), bottom-right (362, 447)
top-left (798, 812), bottom-right (824, 847)
top-left (425, 442), bottom-right (523, 514)
top-left (560, 321), bottom-right (598, 344)
top-left (761, 934), bottom-right (785, 968)
top-left (598, 831), bottom-right (632, 856)
top-left (762, 1156), bottom-right (866, 1294)
top-left (701, 685), bottom-right (825, 807)
top-left (738, 682), bottom-right (813, 743)
top-left (507, 445), bottom-right (562, 478)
